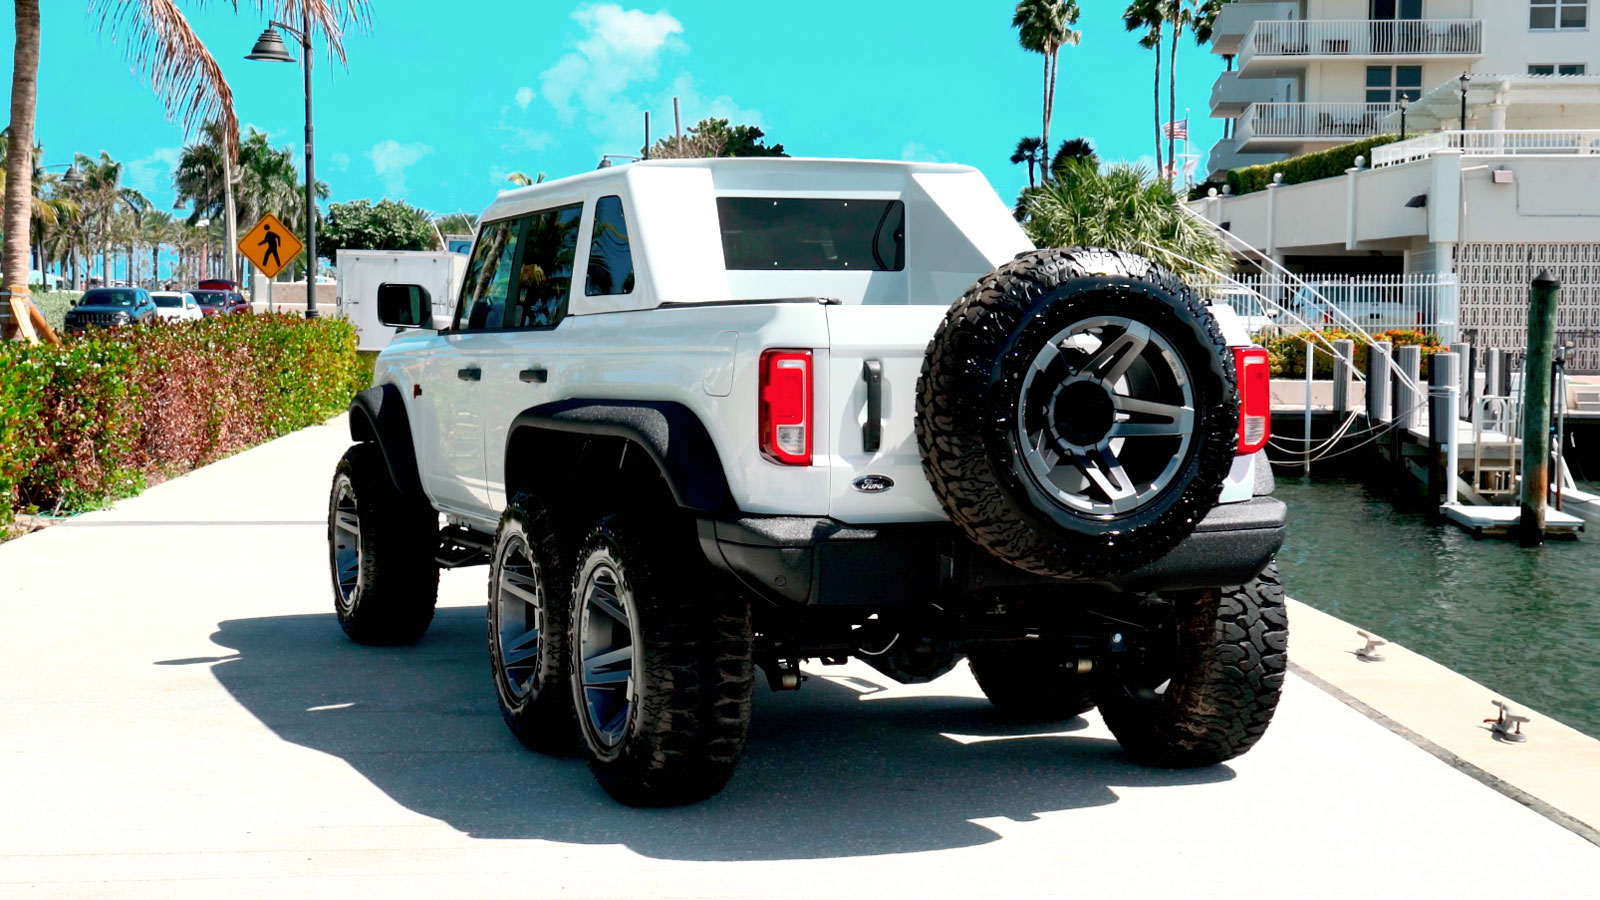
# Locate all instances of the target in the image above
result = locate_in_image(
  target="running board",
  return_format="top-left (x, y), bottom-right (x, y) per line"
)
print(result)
top-left (437, 525), bottom-right (493, 569)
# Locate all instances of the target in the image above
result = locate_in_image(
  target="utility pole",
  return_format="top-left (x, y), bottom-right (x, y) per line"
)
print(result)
top-left (1518, 272), bottom-right (1560, 546)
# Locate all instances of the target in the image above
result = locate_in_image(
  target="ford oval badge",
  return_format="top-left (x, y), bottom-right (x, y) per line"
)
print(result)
top-left (852, 474), bottom-right (895, 494)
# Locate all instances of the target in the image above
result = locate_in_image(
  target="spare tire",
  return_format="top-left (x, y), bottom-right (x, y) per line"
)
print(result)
top-left (916, 248), bottom-right (1236, 578)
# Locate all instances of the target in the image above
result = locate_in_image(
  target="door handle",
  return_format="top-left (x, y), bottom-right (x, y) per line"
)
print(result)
top-left (519, 367), bottom-right (548, 384)
top-left (861, 360), bottom-right (883, 453)
top-left (457, 367), bottom-right (482, 382)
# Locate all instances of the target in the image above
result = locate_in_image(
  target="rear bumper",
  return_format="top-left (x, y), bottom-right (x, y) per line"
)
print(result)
top-left (698, 497), bottom-right (1287, 606)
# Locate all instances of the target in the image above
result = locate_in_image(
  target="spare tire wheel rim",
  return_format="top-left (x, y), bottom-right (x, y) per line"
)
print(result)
top-left (331, 477), bottom-right (362, 611)
top-left (1015, 315), bottom-right (1196, 517)
top-left (578, 561), bottom-right (637, 750)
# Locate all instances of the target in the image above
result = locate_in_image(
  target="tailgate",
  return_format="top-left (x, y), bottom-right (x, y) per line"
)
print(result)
top-left (823, 305), bottom-right (950, 523)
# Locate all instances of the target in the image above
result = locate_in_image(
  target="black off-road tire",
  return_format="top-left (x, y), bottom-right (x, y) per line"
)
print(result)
top-left (487, 493), bottom-right (575, 753)
top-left (327, 443), bottom-right (439, 645)
top-left (568, 516), bottom-right (755, 806)
top-left (915, 247), bottom-right (1237, 578)
top-left (1095, 563), bottom-right (1288, 767)
top-left (968, 645), bottom-right (1097, 722)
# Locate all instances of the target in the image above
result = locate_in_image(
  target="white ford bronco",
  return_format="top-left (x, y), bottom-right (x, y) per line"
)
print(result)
top-left (328, 158), bottom-right (1288, 806)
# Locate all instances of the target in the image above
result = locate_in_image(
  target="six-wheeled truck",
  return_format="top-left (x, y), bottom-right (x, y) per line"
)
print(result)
top-left (328, 158), bottom-right (1287, 806)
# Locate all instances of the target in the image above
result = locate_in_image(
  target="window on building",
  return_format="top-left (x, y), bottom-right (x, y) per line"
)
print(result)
top-left (1529, 63), bottom-right (1588, 74)
top-left (585, 195), bottom-right (636, 296)
top-left (1365, 65), bottom-right (1423, 103)
top-left (508, 204), bottom-right (583, 329)
top-left (1530, 0), bottom-right (1588, 30)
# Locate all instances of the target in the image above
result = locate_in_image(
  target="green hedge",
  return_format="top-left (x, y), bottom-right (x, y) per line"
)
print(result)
top-left (1220, 135), bottom-right (1402, 197)
top-left (29, 291), bottom-right (80, 333)
top-left (1, 314), bottom-right (367, 527)
top-left (1263, 328), bottom-right (1445, 379)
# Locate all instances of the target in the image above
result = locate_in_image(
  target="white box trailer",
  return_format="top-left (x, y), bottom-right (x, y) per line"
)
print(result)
top-left (336, 250), bottom-right (465, 351)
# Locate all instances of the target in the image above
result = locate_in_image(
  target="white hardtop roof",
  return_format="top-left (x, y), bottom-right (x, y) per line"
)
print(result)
top-left (478, 157), bottom-right (981, 221)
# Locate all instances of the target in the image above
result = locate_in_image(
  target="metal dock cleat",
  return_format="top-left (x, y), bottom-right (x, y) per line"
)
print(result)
top-left (1355, 631), bottom-right (1387, 662)
top-left (1486, 700), bottom-right (1529, 743)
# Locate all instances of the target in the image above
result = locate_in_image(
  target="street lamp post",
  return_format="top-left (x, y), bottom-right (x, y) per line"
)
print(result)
top-left (1398, 95), bottom-right (1410, 141)
top-left (1458, 72), bottom-right (1471, 131)
top-left (247, 11), bottom-right (319, 319)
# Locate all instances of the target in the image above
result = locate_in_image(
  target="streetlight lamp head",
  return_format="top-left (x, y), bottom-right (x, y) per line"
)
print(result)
top-left (1399, 95), bottom-right (1410, 111)
top-left (596, 158), bottom-right (613, 169)
top-left (245, 27), bottom-right (294, 62)
top-left (60, 166), bottom-right (82, 186)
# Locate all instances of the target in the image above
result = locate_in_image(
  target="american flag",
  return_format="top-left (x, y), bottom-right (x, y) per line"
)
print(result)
top-left (1162, 119), bottom-right (1189, 140)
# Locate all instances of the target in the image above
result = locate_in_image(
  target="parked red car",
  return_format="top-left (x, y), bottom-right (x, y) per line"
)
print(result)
top-left (192, 289), bottom-right (251, 317)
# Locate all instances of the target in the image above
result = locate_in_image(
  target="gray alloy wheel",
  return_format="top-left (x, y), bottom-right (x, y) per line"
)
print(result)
top-left (326, 443), bottom-right (439, 645)
top-left (494, 536), bottom-right (547, 700)
top-left (330, 477), bottom-right (362, 612)
top-left (487, 493), bottom-right (573, 753)
top-left (1015, 315), bottom-right (1196, 518)
top-left (576, 561), bottom-right (639, 752)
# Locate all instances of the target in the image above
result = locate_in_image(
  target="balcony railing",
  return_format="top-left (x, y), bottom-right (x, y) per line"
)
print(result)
top-left (1240, 19), bottom-right (1483, 69)
top-left (1372, 130), bottom-right (1600, 167)
top-left (1238, 102), bottom-right (1398, 145)
top-left (1197, 273), bottom-right (1460, 339)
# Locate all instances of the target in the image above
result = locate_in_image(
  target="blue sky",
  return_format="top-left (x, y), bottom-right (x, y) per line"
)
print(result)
top-left (7, 1), bottom-right (1224, 220)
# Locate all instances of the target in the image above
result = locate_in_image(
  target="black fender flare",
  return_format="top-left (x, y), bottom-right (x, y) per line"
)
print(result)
top-left (507, 399), bottom-right (735, 514)
top-left (348, 384), bottom-right (425, 498)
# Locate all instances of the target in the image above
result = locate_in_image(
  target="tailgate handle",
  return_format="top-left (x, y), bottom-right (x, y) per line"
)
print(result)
top-left (862, 360), bottom-right (883, 453)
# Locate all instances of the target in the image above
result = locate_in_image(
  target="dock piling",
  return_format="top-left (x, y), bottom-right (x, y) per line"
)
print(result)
top-left (1519, 273), bottom-right (1561, 546)
top-left (1332, 338), bottom-right (1354, 416)
top-left (1367, 340), bottom-right (1392, 423)
top-left (1429, 351), bottom-right (1461, 508)
top-left (1450, 341), bottom-right (1471, 419)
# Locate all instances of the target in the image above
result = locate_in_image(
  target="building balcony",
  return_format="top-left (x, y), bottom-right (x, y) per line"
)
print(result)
top-left (1210, 72), bottom-right (1294, 117)
top-left (1210, 2), bottom-right (1297, 57)
top-left (1236, 102), bottom-right (1399, 150)
top-left (1206, 138), bottom-right (1290, 177)
top-left (1238, 19), bottom-right (1484, 77)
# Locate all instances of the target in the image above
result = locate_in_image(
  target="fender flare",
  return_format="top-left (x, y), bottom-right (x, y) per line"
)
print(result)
top-left (348, 384), bottom-right (424, 498)
top-left (508, 399), bottom-right (735, 514)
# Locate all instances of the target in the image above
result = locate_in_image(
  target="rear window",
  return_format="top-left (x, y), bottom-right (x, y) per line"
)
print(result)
top-left (192, 291), bottom-right (226, 305)
top-left (152, 295), bottom-right (181, 308)
top-left (716, 197), bottom-right (905, 271)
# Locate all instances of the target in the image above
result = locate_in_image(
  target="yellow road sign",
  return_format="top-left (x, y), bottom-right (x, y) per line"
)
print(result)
top-left (239, 213), bottom-right (304, 279)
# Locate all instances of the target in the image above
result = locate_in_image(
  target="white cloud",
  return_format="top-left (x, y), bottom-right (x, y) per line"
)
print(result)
top-left (540, 4), bottom-right (684, 119)
top-left (123, 146), bottom-right (182, 199)
top-left (900, 141), bottom-right (950, 163)
top-left (367, 140), bottom-right (434, 197)
top-left (328, 152), bottom-right (351, 173)
top-left (514, 86), bottom-right (534, 110)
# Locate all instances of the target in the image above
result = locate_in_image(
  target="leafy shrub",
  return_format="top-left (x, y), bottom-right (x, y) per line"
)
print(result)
top-left (26, 291), bottom-right (80, 333)
top-left (1262, 328), bottom-right (1445, 379)
top-left (0, 314), bottom-right (366, 526)
top-left (1223, 135), bottom-right (1403, 197)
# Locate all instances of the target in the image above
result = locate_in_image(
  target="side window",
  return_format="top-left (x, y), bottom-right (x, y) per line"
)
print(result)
top-left (585, 195), bottom-right (636, 296)
top-left (454, 217), bottom-right (524, 330)
top-left (507, 204), bottom-right (583, 329)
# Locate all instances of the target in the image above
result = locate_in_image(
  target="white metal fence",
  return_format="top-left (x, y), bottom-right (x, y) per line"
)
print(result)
top-left (1240, 18), bottom-right (1483, 66)
top-left (1239, 102), bottom-right (1398, 143)
top-left (1372, 130), bottom-right (1600, 167)
top-left (1198, 273), bottom-right (1460, 339)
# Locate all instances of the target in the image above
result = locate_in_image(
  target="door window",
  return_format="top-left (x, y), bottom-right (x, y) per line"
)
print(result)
top-left (506, 204), bottom-right (583, 328)
top-left (585, 195), bottom-right (636, 296)
top-left (455, 217), bottom-right (524, 330)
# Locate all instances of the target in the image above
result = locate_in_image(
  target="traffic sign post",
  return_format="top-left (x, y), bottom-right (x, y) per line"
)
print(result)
top-left (238, 213), bottom-right (304, 313)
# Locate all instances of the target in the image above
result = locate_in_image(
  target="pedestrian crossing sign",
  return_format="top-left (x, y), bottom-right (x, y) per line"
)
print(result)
top-left (239, 212), bottom-right (304, 279)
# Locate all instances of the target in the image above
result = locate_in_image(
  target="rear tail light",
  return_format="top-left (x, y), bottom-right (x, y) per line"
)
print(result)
top-left (1233, 347), bottom-right (1270, 455)
top-left (759, 349), bottom-right (812, 466)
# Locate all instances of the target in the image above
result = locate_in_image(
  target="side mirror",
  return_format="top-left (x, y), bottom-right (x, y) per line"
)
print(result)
top-left (377, 283), bottom-right (434, 329)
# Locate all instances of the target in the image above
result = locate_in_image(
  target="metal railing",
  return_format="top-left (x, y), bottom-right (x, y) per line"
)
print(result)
top-left (1240, 18), bottom-right (1484, 67)
top-left (1372, 130), bottom-right (1600, 166)
top-left (1238, 102), bottom-right (1398, 144)
top-left (1198, 273), bottom-right (1460, 339)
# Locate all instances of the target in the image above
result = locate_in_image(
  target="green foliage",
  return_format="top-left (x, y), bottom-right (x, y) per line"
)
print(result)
top-left (1261, 328), bottom-right (1444, 379)
top-left (0, 315), bottom-right (366, 526)
top-left (650, 118), bottom-right (788, 158)
top-left (1222, 135), bottom-right (1403, 197)
top-left (29, 291), bottom-right (78, 333)
top-left (1018, 160), bottom-right (1228, 281)
top-left (318, 199), bottom-right (437, 260)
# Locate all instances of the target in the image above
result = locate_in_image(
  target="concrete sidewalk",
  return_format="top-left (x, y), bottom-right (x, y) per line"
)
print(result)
top-left (2, 417), bottom-right (1598, 898)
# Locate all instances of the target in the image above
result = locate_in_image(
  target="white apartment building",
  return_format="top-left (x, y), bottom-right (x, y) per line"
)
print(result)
top-left (1197, 1), bottom-right (1600, 371)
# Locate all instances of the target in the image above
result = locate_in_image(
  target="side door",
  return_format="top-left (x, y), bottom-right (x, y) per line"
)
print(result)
top-left (480, 202), bottom-right (586, 512)
top-left (414, 215), bottom-right (527, 521)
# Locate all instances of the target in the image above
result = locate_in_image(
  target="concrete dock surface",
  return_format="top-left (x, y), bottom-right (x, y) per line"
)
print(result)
top-left (3, 418), bottom-right (1599, 898)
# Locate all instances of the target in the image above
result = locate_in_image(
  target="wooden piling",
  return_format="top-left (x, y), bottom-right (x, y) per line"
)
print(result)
top-left (1519, 273), bottom-right (1561, 546)
top-left (1429, 352), bottom-right (1460, 511)
top-left (1332, 338), bottom-right (1354, 416)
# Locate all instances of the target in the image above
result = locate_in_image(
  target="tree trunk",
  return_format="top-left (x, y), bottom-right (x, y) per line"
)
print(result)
top-left (1168, 26), bottom-right (1180, 185)
top-left (1153, 42), bottom-right (1164, 178)
top-left (1040, 53), bottom-right (1051, 182)
top-left (3, 0), bottom-right (41, 338)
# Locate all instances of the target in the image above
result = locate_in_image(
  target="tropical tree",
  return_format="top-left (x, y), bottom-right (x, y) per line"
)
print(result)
top-left (318, 199), bottom-right (436, 258)
top-left (4, 2), bottom-right (368, 335)
top-left (1018, 159), bottom-right (1227, 280)
top-left (1049, 137), bottom-right (1099, 180)
top-left (140, 210), bottom-right (174, 286)
top-left (1153, 1), bottom-right (1229, 184)
top-left (506, 171), bottom-right (546, 187)
top-left (1123, 0), bottom-right (1165, 177)
top-left (1012, 0), bottom-right (1081, 183)
top-left (1010, 136), bottom-right (1044, 188)
top-left (72, 152), bottom-right (148, 286)
top-left (434, 212), bottom-right (478, 236)
top-left (649, 118), bottom-right (789, 159)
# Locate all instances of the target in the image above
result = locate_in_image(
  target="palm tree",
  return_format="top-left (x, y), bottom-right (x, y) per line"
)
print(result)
top-left (72, 152), bottom-right (148, 286)
top-left (1154, 1), bottom-right (1227, 184)
top-left (1010, 137), bottom-right (1044, 188)
top-left (140, 210), bottom-right (174, 286)
top-left (1049, 137), bottom-right (1099, 180)
top-left (1012, 0), bottom-right (1081, 184)
top-left (434, 212), bottom-right (478, 236)
top-left (1018, 160), bottom-right (1227, 280)
top-left (506, 171), bottom-right (546, 187)
top-left (1124, 0), bottom-right (1165, 178)
top-left (4, 2), bottom-right (368, 330)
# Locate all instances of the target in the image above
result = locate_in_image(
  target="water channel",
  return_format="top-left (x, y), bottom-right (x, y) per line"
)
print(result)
top-left (1274, 474), bottom-right (1600, 740)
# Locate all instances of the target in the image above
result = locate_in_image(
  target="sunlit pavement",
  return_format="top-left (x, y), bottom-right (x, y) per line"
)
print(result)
top-left (3, 417), bottom-right (1598, 898)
